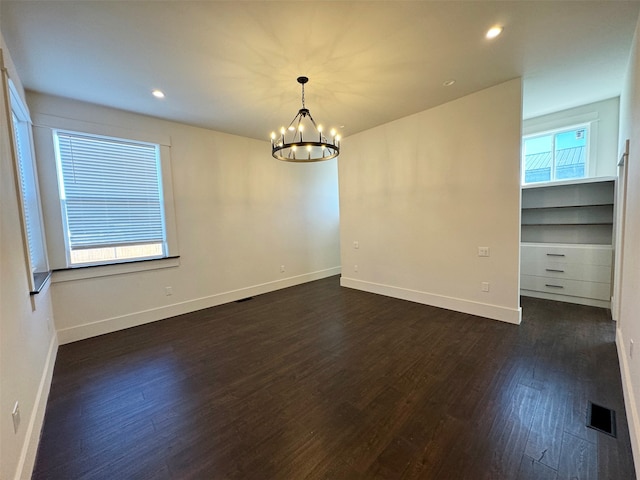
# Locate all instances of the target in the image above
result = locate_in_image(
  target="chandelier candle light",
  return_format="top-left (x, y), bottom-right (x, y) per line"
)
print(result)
top-left (271, 76), bottom-right (340, 162)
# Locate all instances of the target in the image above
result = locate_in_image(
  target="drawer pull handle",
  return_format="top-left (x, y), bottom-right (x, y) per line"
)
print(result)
top-left (546, 253), bottom-right (566, 257)
top-left (546, 268), bottom-right (565, 273)
top-left (545, 284), bottom-right (564, 289)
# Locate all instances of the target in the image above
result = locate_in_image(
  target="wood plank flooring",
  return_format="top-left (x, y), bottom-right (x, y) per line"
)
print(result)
top-left (32, 276), bottom-right (636, 479)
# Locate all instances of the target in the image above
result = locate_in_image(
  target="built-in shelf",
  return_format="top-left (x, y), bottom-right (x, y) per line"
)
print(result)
top-left (522, 223), bottom-right (612, 227)
top-left (521, 177), bottom-right (615, 245)
top-left (522, 203), bottom-right (613, 210)
top-left (522, 177), bottom-right (615, 210)
top-left (520, 177), bottom-right (616, 307)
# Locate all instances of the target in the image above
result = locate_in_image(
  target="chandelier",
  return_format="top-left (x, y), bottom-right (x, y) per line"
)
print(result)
top-left (271, 76), bottom-right (340, 162)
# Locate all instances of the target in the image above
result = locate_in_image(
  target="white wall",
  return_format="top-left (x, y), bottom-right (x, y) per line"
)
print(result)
top-left (0, 37), bottom-right (58, 480)
top-left (523, 97), bottom-right (620, 178)
top-left (616, 14), bottom-right (640, 477)
top-left (27, 92), bottom-right (341, 344)
top-left (339, 79), bottom-right (522, 324)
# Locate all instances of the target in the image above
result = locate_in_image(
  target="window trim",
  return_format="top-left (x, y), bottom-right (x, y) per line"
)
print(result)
top-left (3, 73), bottom-right (51, 293)
top-left (31, 113), bottom-right (179, 275)
top-left (52, 255), bottom-right (180, 283)
top-left (521, 122), bottom-right (591, 185)
top-left (52, 128), bottom-right (169, 267)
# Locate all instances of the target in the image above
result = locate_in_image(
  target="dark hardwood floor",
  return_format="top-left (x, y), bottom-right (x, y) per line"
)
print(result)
top-left (33, 276), bottom-right (636, 479)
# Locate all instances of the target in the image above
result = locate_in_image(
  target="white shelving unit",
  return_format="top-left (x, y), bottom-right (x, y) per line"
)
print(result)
top-left (520, 177), bottom-right (615, 308)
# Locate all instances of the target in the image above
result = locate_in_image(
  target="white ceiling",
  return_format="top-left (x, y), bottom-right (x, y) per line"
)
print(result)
top-left (1, 1), bottom-right (639, 141)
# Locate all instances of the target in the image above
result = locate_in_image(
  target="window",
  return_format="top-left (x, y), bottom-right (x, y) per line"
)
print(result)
top-left (53, 130), bottom-right (168, 266)
top-left (522, 125), bottom-right (589, 184)
top-left (7, 80), bottom-right (50, 292)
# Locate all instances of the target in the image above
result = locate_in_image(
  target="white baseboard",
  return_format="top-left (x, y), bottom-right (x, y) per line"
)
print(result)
top-left (57, 267), bottom-right (342, 344)
top-left (616, 327), bottom-right (640, 479)
top-left (341, 277), bottom-right (522, 325)
top-left (521, 289), bottom-right (611, 309)
top-left (14, 333), bottom-right (58, 480)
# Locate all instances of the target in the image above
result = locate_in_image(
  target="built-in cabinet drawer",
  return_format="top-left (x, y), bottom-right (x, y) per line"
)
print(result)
top-left (521, 244), bottom-right (612, 267)
top-left (521, 274), bottom-right (611, 301)
top-left (520, 243), bottom-right (613, 306)
top-left (520, 261), bottom-right (612, 283)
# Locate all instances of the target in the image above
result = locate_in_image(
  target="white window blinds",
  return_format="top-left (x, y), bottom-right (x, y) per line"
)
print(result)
top-left (55, 131), bottom-right (166, 251)
top-left (12, 111), bottom-right (36, 259)
top-left (8, 78), bottom-right (49, 286)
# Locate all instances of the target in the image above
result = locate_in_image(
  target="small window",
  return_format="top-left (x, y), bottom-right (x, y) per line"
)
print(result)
top-left (522, 125), bottom-right (589, 184)
top-left (8, 80), bottom-right (50, 292)
top-left (52, 130), bottom-right (168, 266)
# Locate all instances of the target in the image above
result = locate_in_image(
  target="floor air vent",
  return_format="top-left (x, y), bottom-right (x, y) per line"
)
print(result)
top-left (587, 402), bottom-right (616, 437)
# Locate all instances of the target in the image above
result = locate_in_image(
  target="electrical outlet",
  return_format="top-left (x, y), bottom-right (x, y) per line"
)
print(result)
top-left (280, 265), bottom-right (285, 273)
top-left (353, 241), bottom-right (359, 249)
top-left (478, 247), bottom-right (490, 257)
top-left (481, 282), bottom-right (490, 292)
top-left (631, 339), bottom-right (634, 359)
top-left (165, 286), bottom-right (173, 296)
top-left (12, 402), bottom-right (20, 434)
top-left (354, 264), bottom-right (358, 272)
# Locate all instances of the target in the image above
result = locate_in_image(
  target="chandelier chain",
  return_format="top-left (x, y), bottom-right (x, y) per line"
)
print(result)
top-left (301, 82), bottom-right (305, 109)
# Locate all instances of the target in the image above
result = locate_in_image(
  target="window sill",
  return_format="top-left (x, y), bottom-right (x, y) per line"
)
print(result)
top-left (52, 256), bottom-right (180, 283)
top-left (30, 271), bottom-right (52, 295)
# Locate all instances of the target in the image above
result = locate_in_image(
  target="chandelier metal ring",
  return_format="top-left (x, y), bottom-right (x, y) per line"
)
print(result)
top-left (271, 77), bottom-right (340, 162)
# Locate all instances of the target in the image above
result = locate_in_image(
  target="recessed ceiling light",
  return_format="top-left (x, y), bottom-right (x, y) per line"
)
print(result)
top-left (486, 26), bottom-right (503, 39)
top-left (152, 89), bottom-right (165, 99)
top-left (443, 79), bottom-right (456, 87)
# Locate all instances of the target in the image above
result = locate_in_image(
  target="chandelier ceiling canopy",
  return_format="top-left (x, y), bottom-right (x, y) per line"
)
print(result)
top-left (271, 77), bottom-right (340, 163)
